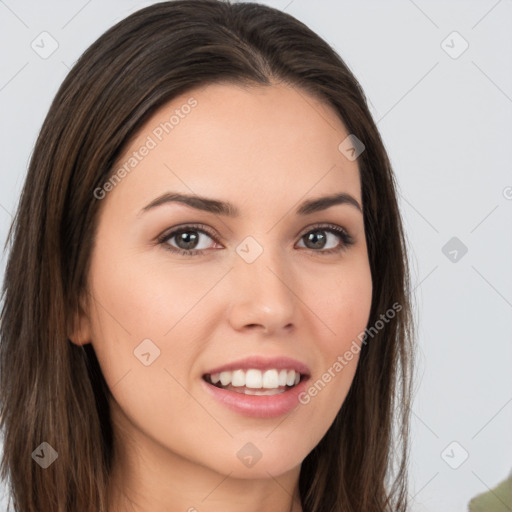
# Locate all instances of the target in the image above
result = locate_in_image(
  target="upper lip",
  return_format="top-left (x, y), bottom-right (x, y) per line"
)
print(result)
top-left (203, 355), bottom-right (311, 377)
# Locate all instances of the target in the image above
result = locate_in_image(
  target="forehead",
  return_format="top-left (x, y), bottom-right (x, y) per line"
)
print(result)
top-left (108, 82), bottom-right (362, 215)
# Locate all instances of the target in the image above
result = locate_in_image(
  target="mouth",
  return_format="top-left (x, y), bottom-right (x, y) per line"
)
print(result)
top-left (202, 368), bottom-right (306, 396)
top-left (200, 356), bottom-right (311, 417)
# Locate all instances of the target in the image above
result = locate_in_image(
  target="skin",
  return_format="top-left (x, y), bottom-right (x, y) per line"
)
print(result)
top-left (69, 82), bottom-right (373, 512)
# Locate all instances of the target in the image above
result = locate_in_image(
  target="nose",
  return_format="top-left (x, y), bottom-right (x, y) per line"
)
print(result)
top-left (227, 245), bottom-right (298, 335)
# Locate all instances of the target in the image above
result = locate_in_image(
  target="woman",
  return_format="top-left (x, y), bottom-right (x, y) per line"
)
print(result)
top-left (0, 1), bottom-right (415, 511)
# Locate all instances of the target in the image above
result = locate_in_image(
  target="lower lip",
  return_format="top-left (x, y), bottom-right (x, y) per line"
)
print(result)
top-left (201, 377), bottom-right (310, 418)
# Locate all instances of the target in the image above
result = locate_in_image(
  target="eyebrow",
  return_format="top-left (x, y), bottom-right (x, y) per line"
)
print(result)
top-left (139, 191), bottom-right (363, 217)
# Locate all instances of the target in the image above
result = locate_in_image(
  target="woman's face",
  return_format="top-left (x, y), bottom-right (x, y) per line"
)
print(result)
top-left (72, 82), bottom-right (372, 481)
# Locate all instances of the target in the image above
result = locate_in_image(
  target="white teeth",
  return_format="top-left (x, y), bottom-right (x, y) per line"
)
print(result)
top-left (231, 369), bottom-right (245, 387)
top-left (219, 371), bottom-right (231, 386)
top-left (262, 369), bottom-right (279, 388)
top-left (245, 369), bottom-right (263, 388)
top-left (206, 368), bottom-right (302, 390)
top-left (242, 388), bottom-right (285, 396)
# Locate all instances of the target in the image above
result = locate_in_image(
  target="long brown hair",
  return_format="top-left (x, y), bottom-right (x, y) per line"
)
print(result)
top-left (0, 1), bottom-right (415, 510)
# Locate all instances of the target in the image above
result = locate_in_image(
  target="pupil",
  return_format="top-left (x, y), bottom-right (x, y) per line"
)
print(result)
top-left (306, 231), bottom-right (325, 249)
top-left (178, 231), bottom-right (198, 250)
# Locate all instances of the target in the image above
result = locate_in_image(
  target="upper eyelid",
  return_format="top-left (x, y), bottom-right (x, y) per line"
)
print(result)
top-left (158, 223), bottom-right (217, 241)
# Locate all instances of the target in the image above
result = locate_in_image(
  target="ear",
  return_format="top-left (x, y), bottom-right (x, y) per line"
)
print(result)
top-left (68, 295), bottom-right (92, 346)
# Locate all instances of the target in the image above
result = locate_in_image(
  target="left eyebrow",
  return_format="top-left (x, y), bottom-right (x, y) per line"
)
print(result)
top-left (138, 191), bottom-right (363, 217)
top-left (296, 193), bottom-right (362, 215)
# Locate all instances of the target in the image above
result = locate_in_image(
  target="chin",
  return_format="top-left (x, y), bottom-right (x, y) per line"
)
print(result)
top-left (200, 442), bottom-right (307, 480)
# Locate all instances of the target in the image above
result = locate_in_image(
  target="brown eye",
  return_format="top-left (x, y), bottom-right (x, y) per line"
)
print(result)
top-left (297, 224), bottom-right (354, 254)
top-left (158, 224), bottom-right (219, 257)
top-left (170, 230), bottom-right (202, 251)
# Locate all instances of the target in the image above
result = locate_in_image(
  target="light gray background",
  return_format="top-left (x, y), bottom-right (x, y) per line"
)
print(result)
top-left (1, 1), bottom-right (511, 511)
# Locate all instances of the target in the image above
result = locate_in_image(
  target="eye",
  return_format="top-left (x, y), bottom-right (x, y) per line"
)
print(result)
top-left (157, 223), bottom-right (355, 257)
top-left (157, 224), bottom-right (218, 257)
top-left (297, 223), bottom-right (355, 254)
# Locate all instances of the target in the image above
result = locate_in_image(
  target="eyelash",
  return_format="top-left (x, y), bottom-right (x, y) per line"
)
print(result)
top-left (157, 222), bottom-right (355, 257)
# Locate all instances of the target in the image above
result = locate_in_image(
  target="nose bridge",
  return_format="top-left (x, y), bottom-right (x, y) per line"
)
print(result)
top-left (229, 234), bottom-right (297, 331)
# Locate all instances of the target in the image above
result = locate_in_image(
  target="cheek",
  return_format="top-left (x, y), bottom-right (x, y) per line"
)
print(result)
top-left (309, 257), bottom-right (373, 348)
top-left (85, 244), bottom-right (212, 396)
top-left (88, 241), bottom-right (220, 340)
top-left (86, 243), bottom-right (236, 419)
top-left (86, 253), bottom-right (213, 440)
top-left (301, 258), bottom-right (372, 409)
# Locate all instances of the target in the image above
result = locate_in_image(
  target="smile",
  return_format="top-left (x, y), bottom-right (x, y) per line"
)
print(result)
top-left (203, 368), bottom-right (302, 395)
top-left (201, 359), bottom-right (311, 418)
